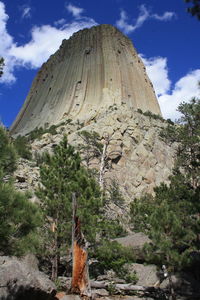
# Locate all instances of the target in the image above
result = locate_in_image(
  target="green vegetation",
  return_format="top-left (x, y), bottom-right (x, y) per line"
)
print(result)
top-left (36, 135), bottom-right (127, 280)
top-left (36, 136), bottom-right (104, 279)
top-left (27, 124), bottom-right (57, 141)
top-left (0, 126), bottom-right (42, 256)
top-left (185, 0), bottom-right (200, 20)
top-left (0, 126), bottom-right (17, 173)
top-left (0, 176), bottom-right (42, 256)
top-left (137, 108), bottom-right (165, 122)
top-left (160, 98), bottom-right (200, 188)
top-left (131, 98), bottom-right (200, 274)
top-left (78, 130), bottom-right (103, 167)
top-left (13, 135), bottom-right (32, 160)
top-left (107, 179), bottom-right (125, 208)
top-left (90, 240), bottom-right (135, 279)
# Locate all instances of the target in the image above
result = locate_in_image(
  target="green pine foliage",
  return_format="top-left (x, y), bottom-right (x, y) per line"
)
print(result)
top-left (185, 0), bottom-right (200, 20)
top-left (36, 136), bottom-right (103, 266)
top-left (90, 240), bottom-right (135, 278)
top-left (0, 126), bottom-right (17, 174)
top-left (26, 124), bottom-right (58, 142)
top-left (0, 126), bottom-right (42, 256)
top-left (130, 173), bottom-right (198, 271)
top-left (107, 179), bottom-right (125, 208)
top-left (0, 172), bottom-right (42, 255)
top-left (131, 98), bottom-right (200, 273)
top-left (160, 98), bottom-right (200, 188)
top-left (13, 135), bottom-right (32, 160)
top-left (78, 130), bottom-right (103, 167)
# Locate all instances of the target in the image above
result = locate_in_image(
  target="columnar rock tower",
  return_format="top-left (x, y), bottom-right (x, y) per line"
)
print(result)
top-left (11, 24), bottom-right (161, 136)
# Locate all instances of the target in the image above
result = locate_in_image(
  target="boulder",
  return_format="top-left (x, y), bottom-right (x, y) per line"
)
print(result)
top-left (124, 263), bottom-right (159, 287)
top-left (114, 232), bottom-right (151, 254)
top-left (0, 255), bottom-right (56, 300)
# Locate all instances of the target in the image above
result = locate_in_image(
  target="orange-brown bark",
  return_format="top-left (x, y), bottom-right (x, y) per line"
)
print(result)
top-left (71, 240), bottom-right (88, 294)
top-left (71, 216), bottom-right (91, 297)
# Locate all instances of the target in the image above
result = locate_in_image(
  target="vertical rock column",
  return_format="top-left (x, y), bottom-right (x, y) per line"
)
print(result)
top-left (10, 24), bottom-right (161, 136)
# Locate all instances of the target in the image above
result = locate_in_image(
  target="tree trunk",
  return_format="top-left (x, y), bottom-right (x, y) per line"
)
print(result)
top-left (166, 257), bottom-right (176, 300)
top-left (51, 220), bottom-right (58, 281)
top-left (71, 193), bottom-right (91, 298)
top-left (99, 134), bottom-right (109, 191)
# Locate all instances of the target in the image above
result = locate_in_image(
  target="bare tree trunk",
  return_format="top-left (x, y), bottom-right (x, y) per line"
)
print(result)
top-left (71, 193), bottom-right (91, 298)
top-left (99, 133), bottom-right (109, 191)
top-left (166, 258), bottom-right (176, 300)
top-left (51, 220), bottom-right (58, 281)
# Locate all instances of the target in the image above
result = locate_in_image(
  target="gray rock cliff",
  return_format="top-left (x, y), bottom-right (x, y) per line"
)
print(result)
top-left (10, 24), bottom-right (161, 136)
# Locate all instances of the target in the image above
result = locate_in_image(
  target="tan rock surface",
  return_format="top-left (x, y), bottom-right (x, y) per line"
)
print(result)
top-left (13, 108), bottom-right (176, 220)
top-left (11, 24), bottom-right (161, 136)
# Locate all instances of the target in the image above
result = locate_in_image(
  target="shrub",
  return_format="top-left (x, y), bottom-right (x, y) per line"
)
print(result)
top-left (13, 135), bottom-right (32, 160)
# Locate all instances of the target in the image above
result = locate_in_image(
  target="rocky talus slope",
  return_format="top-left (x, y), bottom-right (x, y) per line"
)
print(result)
top-left (10, 24), bottom-right (161, 136)
top-left (14, 107), bottom-right (176, 209)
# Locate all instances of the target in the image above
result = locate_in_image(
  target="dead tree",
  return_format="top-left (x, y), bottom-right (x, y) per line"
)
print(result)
top-left (99, 133), bottom-right (110, 191)
top-left (71, 193), bottom-right (91, 298)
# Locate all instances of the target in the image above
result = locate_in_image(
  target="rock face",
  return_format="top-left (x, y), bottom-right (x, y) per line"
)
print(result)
top-left (10, 24), bottom-right (161, 136)
top-left (13, 108), bottom-right (176, 209)
top-left (0, 255), bottom-right (56, 300)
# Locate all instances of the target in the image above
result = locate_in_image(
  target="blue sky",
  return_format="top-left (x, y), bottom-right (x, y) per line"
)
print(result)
top-left (0, 0), bottom-right (199, 127)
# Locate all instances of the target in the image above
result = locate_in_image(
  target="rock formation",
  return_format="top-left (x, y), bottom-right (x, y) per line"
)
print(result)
top-left (11, 24), bottom-right (176, 215)
top-left (10, 24), bottom-right (161, 136)
top-left (0, 255), bottom-right (56, 300)
top-left (14, 108), bottom-right (176, 214)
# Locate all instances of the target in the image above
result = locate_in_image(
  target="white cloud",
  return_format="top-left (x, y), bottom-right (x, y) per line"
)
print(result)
top-left (116, 4), bottom-right (176, 34)
top-left (0, 2), bottom-right (15, 83)
top-left (54, 18), bottom-right (66, 26)
top-left (9, 20), bottom-right (97, 68)
top-left (158, 70), bottom-right (200, 120)
top-left (141, 55), bottom-right (200, 120)
top-left (66, 3), bottom-right (84, 18)
top-left (21, 5), bottom-right (31, 19)
top-left (152, 12), bottom-right (176, 21)
top-left (140, 55), bottom-right (171, 96)
top-left (0, 1), bottom-right (97, 83)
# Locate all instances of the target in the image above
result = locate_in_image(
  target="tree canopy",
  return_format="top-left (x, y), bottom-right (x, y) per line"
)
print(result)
top-left (185, 0), bottom-right (200, 20)
top-left (36, 136), bottom-right (104, 279)
top-left (130, 98), bottom-right (200, 274)
top-left (0, 126), bottom-right (42, 256)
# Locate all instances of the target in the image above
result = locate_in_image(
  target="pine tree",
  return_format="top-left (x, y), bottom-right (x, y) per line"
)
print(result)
top-left (37, 136), bottom-right (103, 280)
top-left (0, 126), bottom-right (42, 256)
top-left (78, 130), bottom-right (103, 168)
top-left (160, 98), bottom-right (200, 188)
top-left (0, 170), bottom-right (42, 255)
top-left (185, 0), bottom-right (200, 20)
top-left (0, 126), bottom-right (17, 174)
top-left (131, 98), bottom-right (200, 275)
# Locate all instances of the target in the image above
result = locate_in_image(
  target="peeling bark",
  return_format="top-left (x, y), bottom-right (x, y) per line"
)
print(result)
top-left (71, 193), bottom-right (91, 298)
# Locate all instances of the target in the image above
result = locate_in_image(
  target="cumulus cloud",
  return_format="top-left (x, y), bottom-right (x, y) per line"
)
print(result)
top-left (20, 5), bottom-right (32, 19)
top-left (0, 2), bottom-right (15, 83)
top-left (0, 1), bottom-right (97, 83)
top-left (54, 18), bottom-right (66, 26)
top-left (158, 70), bottom-right (200, 120)
top-left (140, 55), bottom-right (171, 96)
top-left (65, 3), bottom-right (84, 18)
top-left (9, 20), bottom-right (97, 68)
top-left (141, 55), bottom-right (200, 120)
top-left (116, 4), bottom-right (176, 34)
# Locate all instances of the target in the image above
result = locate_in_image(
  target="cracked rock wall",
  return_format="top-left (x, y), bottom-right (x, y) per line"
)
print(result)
top-left (11, 24), bottom-right (161, 136)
